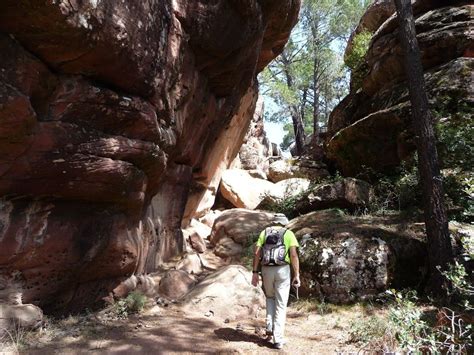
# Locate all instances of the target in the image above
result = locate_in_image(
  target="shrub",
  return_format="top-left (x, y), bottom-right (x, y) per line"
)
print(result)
top-left (369, 163), bottom-right (422, 215)
top-left (387, 289), bottom-right (473, 354)
top-left (113, 291), bottom-right (147, 319)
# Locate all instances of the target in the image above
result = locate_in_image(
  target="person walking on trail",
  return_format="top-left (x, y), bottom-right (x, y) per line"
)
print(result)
top-left (251, 218), bottom-right (300, 350)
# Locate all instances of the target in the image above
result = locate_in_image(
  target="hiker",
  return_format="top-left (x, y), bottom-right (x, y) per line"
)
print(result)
top-left (251, 218), bottom-right (300, 350)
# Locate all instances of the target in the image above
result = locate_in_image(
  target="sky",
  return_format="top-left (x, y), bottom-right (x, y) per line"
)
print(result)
top-left (264, 120), bottom-right (285, 146)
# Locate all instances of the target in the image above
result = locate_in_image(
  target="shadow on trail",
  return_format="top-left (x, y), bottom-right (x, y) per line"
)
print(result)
top-left (214, 327), bottom-right (273, 349)
top-left (30, 314), bottom-right (237, 354)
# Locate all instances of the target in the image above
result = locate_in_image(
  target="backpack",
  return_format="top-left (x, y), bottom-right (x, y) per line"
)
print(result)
top-left (261, 227), bottom-right (288, 266)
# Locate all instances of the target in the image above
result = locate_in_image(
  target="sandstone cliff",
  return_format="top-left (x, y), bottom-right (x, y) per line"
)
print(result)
top-left (0, 0), bottom-right (300, 312)
top-left (327, 0), bottom-right (473, 176)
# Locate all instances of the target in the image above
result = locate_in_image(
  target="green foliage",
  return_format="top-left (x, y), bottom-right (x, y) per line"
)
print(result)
top-left (434, 106), bottom-right (474, 221)
top-left (368, 163), bottom-right (421, 215)
top-left (440, 261), bottom-right (474, 311)
top-left (436, 119), bottom-right (474, 171)
top-left (367, 155), bottom-right (472, 221)
top-left (387, 290), bottom-right (434, 351)
top-left (345, 30), bottom-right (372, 89)
top-left (345, 30), bottom-right (372, 71)
top-left (442, 172), bottom-right (473, 222)
top-left (113, 291), bottom-right (147, 319)
top-left (386, 289), bottom-right (473, 353)
top-left (260, 0), bottom-right (370, 151)
top-left (349, 286), bottom-right (472, 353)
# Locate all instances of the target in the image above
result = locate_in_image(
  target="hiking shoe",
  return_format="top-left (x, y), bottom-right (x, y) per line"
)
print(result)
top-left (273, 342), bottom-right (283, 350)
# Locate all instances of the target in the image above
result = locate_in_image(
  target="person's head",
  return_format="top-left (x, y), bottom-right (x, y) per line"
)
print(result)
top-left (272, 213), bottom-right (289, 227)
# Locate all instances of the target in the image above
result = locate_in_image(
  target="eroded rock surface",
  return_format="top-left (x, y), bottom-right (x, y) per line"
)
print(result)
top-left (0, 0), bottom-right (300, 311)
top-left (219, 169), bottom-right (275, 209)
top-left (288, 210), bottom-right (427, 303)
top-left (181, 265), bottom-right (265, 320)
top-left (268, 158), bottom-right (329, 183)
top-left (210, 209), bottom-right (289, 248)
top-left (292, 178), bottom-right (373, 215)
top-left (327, 2), bottom-right (473, 176)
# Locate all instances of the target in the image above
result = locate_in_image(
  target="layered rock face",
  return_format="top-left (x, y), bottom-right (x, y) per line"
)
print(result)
top-left (327, 0), bottom-right (473, 176)
top-left (0, 0), bottom-right (300, 312)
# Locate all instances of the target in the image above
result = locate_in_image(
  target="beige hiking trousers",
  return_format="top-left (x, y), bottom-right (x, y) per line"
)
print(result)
top-left (261, 264), bottom-right (291, 344)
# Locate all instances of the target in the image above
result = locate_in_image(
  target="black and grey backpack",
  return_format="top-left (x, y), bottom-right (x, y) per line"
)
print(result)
top-left (261, 227), bottom-right (287, 266)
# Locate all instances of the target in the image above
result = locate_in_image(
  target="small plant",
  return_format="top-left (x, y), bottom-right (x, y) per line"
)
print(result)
top-left (368, 163), bottom-right (421, 215)
top-left (113, 291), bottom-right (147, 319)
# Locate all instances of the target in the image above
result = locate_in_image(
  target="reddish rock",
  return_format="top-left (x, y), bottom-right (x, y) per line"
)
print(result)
top-left (0, 0), bottom-right (300, 312)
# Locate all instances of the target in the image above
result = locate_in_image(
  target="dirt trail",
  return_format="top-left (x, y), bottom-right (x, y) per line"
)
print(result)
top-left (22, 300), bottom-right (374, 354)
top-left (8, 249), bottom-right (380, 354)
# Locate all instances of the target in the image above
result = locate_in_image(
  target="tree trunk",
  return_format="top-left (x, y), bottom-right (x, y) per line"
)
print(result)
top-left (281, 52), bottom-right (306, 156)
top-left (311, 24), bottom-right (320, 145)
top-left (291, 107), bottom-right (306, 155)
top-left (394, 0), bottom-right (453, 295)
top-left (312, 59), bottom-right (320, 145)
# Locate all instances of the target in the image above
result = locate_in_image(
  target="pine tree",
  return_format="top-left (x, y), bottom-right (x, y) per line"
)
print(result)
top-left (394, 0), bottom-right (454, 295)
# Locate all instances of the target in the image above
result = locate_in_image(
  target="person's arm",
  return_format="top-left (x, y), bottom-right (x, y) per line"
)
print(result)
top-left (251, 246), bottom-right (262, 287)
top-left (289, 246), bottom-right (301, 287)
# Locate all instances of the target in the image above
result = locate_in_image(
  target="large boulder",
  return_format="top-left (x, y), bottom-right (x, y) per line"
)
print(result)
top-left (327, 3), bottom-right (473, 176)
top-left (0, 277), bottom-right (43, 332)
top-left (214, 237), bottom-right (244, 258)
top-left (219, 169), bottom-right (275, 209)
top-left (288, 210), bottom-right (427, 303)
top-left (293, 178), bottom-right (373, 215)
top-left (181, 265), bottom-right (265, 320)
top-left (0, 0), bottom-right (300, 311)
top-left (268, 158), bottom-right (329, 183)
top-left (176, 253), bottom-right (204, 275)
top-left (256, 178), bottom-right (311, 210)
top-left (0, 304), bottom-right (43, 331)
top-left (210, 209), bottom-right (289, 247)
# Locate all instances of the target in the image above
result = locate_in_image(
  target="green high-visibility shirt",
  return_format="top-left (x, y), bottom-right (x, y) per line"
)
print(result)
top-left (256, 227), bottom-right (299, 264)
